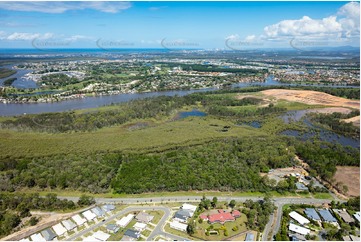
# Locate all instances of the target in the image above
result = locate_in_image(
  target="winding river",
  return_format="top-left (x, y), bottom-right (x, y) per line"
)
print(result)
top-left (0, 72), bottom-right (359, 116)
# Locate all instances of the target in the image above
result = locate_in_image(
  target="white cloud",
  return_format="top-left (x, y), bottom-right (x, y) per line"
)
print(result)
top-left (85, 2), bottom-right (131, 14)
top-left (225, 34), bottom-right (239, 40)
top-left (245, 35), bottom-right (256, 41)
top-left (338, 2), bottom-right (360, 38)
top-left (0, 22), bottom-right (38, 28)
top-left (7, 32), bottom-right (42, 40)
top-left (264, 15), bottom-right (342, 38)
top-left (65, 35), bottom-right (93, 42)
top-left (0, 31), bottom-right (6, 40)
top-left (263, 2), bottom-right (359, 40)
top-left (1, 32), bottom-right (95, 43)
top-left (0, 1), bottom-right (132, 14)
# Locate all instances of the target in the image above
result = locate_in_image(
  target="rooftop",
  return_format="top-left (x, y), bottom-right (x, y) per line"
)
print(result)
top-left (62, 219), bottom-right (76, 231)
top-left (245, 233), bottom-right (255, 241)
top-left (289, 223), bottom-right (310, 236)
top-left (289, 211), bottom-right (310, 225)
top-left (304, 208), bottom-right (321, 221)
top-left (40, 229), bottom-right (56, 241)
top-left (106, 224), bottom-right (119, 233)
top-left (124, 229), bottom-right (140, 239)
top-left (333, 209), bottom-right (354, 223)
top-left (318, 209), bottom-right (337, 223)
top-left (136, 212), bottom-right (154, 224)
top-left (208, 211), bottom-right (235, 224)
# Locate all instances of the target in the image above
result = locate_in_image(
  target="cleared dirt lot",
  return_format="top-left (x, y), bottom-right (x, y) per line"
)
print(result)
top-left (261, 89), bottom-right (360, 110)
top-left (342, 116), bottom-right (360, 127)
top-left (334, 166), bottom-right (360, 197)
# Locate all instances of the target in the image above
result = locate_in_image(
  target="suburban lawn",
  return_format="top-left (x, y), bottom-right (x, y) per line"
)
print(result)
top-left (107, 219), bottom-right (137, 241)
top-left (141, 229), bottom-right (151, 237)
top-left (148, 210), bottom-right (165, 225)
top-left (193, 213), bottom-right (248, 240)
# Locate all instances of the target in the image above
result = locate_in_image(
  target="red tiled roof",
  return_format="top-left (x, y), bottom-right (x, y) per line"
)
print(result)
top-left (232, 210), bottom-right (241, 217)
top-left (199, 215), bottom-right (208, 220)
top-left (208, 212), bottom-right (235, 223)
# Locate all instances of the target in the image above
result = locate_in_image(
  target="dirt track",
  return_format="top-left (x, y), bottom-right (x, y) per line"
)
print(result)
top-left (261, 89), bottom-right (360, 109)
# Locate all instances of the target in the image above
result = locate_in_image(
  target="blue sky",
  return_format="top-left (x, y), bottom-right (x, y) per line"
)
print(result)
top-left (0, 1), bottom-right (359, 49)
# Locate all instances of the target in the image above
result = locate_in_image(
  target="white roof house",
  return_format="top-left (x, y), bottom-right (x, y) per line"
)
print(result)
top-left (354, 212), bottom-right (360, 223)
top-left (102, 204), bottom-right (116, 213)
top-left (30, 233), bottom-right (46, 242)
top-left (182, 203), bottom-right (197, 212)
top-left (181, 203), bottom-right (197, 217)
top-left (289, 211), bottom-right (310, 225)
top-left (52, 223), bottom-right (67, 236)
top-left (72, 214), bottom-right (87, 225)
top-left (93, 231), bottom-right (111, 241)
top-left (133, 222), bottom-right (147, 231)
top-left (289, 223), bottom-right (310, 236)
top-left (62, 219), bottom-right (77, 231)
top-left (116, 214), bottom-right (134, 228)
top-left (82, 210), bottom-right (97, 221)
top-left (82, 236), bottom-right (102, 241)
top-left (170, 220), bottom-right (188, 232)
top-left (19, 238), bottom-right (30, 242)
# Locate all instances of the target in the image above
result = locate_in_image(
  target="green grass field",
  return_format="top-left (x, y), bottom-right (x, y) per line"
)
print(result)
top-left (0, 116), bottom-right (265, 158)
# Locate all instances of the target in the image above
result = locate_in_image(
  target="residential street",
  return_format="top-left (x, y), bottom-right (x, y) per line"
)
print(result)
top-left (66, 205), bottom-right (188, 241)
top-left (59, 195), bottom-right (340, 241)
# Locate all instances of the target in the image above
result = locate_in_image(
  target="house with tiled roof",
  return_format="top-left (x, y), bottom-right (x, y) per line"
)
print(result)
top-left (199, 209), bottom-right (241, 224)
top-left (232, 210), bottom-right (241, 218)
top-left (208, 211), bottom-right (235, 224)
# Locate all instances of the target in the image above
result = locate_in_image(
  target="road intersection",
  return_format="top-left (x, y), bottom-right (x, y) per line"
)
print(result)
top-left (59, 195), bottom-right (339, 241)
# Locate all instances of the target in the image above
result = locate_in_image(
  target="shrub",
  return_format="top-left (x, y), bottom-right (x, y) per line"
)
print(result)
top-left (29, 216), bottom-right (39, 226)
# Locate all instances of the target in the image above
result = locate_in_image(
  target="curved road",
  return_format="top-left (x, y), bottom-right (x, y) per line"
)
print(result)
top-left (67, 205), bottom-right (187, 241)
top-left (59, 195), bottom-right (340, 241)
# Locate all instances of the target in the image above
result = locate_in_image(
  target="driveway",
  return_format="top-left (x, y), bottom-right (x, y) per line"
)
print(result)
top-left (66, 205), bottom-right (187, 241)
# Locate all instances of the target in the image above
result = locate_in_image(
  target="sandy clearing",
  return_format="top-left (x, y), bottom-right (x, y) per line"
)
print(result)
top-left (333, 166), bottom-right (360, 197)
top-left (2, 205), bottom-right (95, 241)
top-left (261, 89), bottom-right (360, 110)
top-left (342, 116), bottom-right (360, 127)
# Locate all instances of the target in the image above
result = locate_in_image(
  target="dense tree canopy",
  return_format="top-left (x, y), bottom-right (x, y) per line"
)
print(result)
top-left (112, 137), bottom-right (295, 194)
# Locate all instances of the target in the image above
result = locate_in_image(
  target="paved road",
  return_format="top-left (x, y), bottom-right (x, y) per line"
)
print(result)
top-left (66, 205), bottom-right (187, 241)
top-left (58, 195), bottom-right (340, 205)
top-left (261, 198), bottom-right (341, 241)
top-left (59, 195), bottom-right (341, 241)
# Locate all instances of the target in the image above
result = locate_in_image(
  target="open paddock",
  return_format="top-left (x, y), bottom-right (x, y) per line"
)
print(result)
top-left (333, 166), bottom-right (360, 197)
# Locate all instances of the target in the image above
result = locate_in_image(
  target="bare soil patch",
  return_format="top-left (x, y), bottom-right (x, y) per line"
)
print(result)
top-left (333, 166), bottom-right (360, 197)
top-left (261, 89), bottom-right (360, 109)
top-left (342, 116), bottom-right (360, 127)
